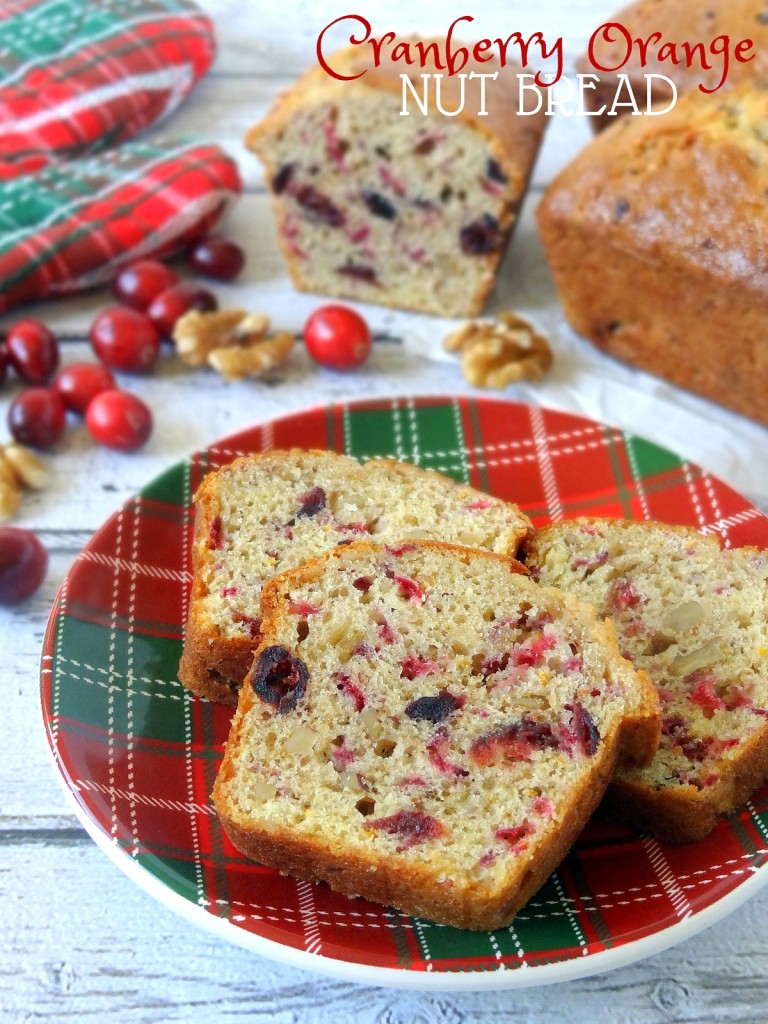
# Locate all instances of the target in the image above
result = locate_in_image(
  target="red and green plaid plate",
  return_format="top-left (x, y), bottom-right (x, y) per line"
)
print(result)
top-left (41, 396), bottom-right (768, 990)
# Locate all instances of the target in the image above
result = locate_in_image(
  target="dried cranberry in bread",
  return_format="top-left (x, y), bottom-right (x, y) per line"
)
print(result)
top-left (525, 518), bottom-right (768, 842)
top-left (213, 540), bottom-right (660, 931)
top-left (246, 44), bottom-right (547, 317)
top-left (179, 449), bottom-right (533, 705)
top-left (536, 84), bottom-right (768, 427)
top-left (575, 0), bottom-right (768, 132)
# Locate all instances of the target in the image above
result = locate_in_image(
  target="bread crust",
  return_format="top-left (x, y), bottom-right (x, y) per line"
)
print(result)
top-left (215, 725), bottom-right (623, 931)
top-left (574, 0), bottom-right (768, 131)
top-left (179, 450), bottom-right (533, 704)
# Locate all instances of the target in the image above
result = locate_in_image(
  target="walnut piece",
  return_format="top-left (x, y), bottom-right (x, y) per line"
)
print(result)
top-left (443, 311), bottom-right (553, 389)
top-left (172, 309), bottom-right (253, 367)
top-left (208, 331), bottom-right (294, 381)
top-left (0, 442), bottom-right (48, 521)
top-left (172, 309), bottom-right (293, 380)
top-left (0, 458), bottom-right (20, 522)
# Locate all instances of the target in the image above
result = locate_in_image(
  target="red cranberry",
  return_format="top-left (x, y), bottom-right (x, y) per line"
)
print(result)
top-left (6, 320), bottom-right (59, 383)
top-left (147, 283), bottom-right (218, 338)
top-left (303, 305), bottom-right (372, 370)
top-left (112, 260), bottom-right (179, 310)
top-left (0, 526), bottom-right (48, 604)
top-left (8, 387), bottom-right (67, 448)
top-left (85, 389), bottom-right (153, 451)
top-left (54, 361), bottom-right (116, 415)
top-left (0, 346), bottom-right (8, 387)
top-left (188, 237), bottom-right (245, 281)
top-left (89, 307), bottom-right (160, 373)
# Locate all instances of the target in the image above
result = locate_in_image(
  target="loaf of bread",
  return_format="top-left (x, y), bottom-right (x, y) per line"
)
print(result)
top-left (536, 83), bottom-right (768, 426)
top-left (213, 540), bottom-right (660, 931)
top-left (576, 0), bottom-right (768, 130)
top-left (246, 43), bottom-right (547, 316)
top-left (179, 449), bottom-right (533, 704)
top-left (525, 518), bottom-right (768, 842)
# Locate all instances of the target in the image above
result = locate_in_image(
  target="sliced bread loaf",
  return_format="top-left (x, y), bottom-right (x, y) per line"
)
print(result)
top-left (246, 44), bottom-right (547, 317)
top-left (213, 540), bottom-right (660, 931)
top-left (525, 518), bottom-right (768, 842)
top-left (179, 449), bottom-right (533, 704)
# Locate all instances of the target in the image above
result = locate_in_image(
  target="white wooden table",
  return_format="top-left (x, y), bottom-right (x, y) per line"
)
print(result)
top-left (5, 1), bottom-right (768, 1020)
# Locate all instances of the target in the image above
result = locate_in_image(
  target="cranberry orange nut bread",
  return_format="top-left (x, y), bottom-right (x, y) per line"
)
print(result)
top-left (536, 84), bottom-right (768, 427)
top-left (245, 44), bottom-right (547, 316)
top-left (576, 0), bottom-right (768, 131)
top-left (213, 540), bottom-right (660, 931)
top-left (179, 450), bottom-right (533, 705)
top-left (525, 519), bottom-right (768, 842)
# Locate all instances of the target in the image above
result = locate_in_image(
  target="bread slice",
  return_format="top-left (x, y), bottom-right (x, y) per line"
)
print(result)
top-left (212, 540), bottom-right (660, 931)
top-left (246, 43), bottom-right (547, 317)
top-left (525, 518), bottom-right (768, 842)
top-left (179, 449), bottom-right (533, 704)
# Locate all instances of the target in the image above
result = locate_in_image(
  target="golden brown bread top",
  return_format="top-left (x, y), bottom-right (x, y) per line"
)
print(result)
top-left (537, 83), bottom-right (768, 291)
top-left (576, 0), bottom-right (768, 90)
top-left (246, 39), bottom-right (548, 195)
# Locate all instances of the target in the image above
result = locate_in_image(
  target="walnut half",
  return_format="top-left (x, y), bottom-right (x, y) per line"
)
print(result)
top-left (444, 311), bottom-right (553, 389)
top-left (171, 310), bottom-right (294, 379)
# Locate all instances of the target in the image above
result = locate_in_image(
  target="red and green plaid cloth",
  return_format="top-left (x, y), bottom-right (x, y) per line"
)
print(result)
top-left (0, 0), bottom-right (216, 177)
top-left (0, 139), bottom-right (242, 312)
top-left (0, 0), bottom-right (241, 312)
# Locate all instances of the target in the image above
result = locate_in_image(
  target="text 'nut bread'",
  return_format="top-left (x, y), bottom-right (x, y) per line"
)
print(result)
top-left (179, 449), bottom-right (533, 705)
top-left (576, 0), bottom-right (768, 131)
top-left (536, 83), bottom-right (768, 427)
top-left (525, 518), bottom-right (768, 842)
top-left (213, 540), bottom-right (660, 931)
top-left (246, 43), bottom-right (547, 317)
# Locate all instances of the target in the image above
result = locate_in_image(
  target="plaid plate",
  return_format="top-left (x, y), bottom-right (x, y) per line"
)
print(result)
top-left (41, 397), bottom-right (768, 982)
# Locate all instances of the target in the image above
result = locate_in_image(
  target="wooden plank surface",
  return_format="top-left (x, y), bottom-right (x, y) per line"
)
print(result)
top-left (4, 0), bottom-right (768, 1020)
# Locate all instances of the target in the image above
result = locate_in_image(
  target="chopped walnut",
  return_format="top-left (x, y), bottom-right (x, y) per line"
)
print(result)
top-left (0, 442), bottom-right (48, 521)
top-left (208, 331), bottom-right (295, 381)
top-left (172, 309), bottom-right (293, 380)
top-left (443, 311), bottom-right (553, 389)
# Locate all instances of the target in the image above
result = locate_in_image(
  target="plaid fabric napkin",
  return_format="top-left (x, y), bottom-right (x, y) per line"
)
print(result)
top-left (0, 0), bottom-right (242, 312)
top-left (0, 139), bottom-right (242, 312)
top-left (0, 0), bottom-right (216, 176)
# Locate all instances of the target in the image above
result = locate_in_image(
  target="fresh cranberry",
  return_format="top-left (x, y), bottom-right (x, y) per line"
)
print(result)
top-left (90, 307), bottom-right (160, 373)
top-left (0, 526), bottom-right (48, 604)
top-left (0, 346), bottom-right (8, 387)
top-left (112, 260), bottom-right (179, 310)
top-left (147, 283), bottom-right (218, 338)
top-left (8, 387), bottom-right (66, 448)
top-left (303, 305), bottom-right (372, 371)
top-left (188, 237), bottom-right (245, 281)
top-left (85, 389), bottom-right (153, 451)
top-left (54, 361), bottom-right (116, 414)
top-left (6, 320), bottom-right (59, 383)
